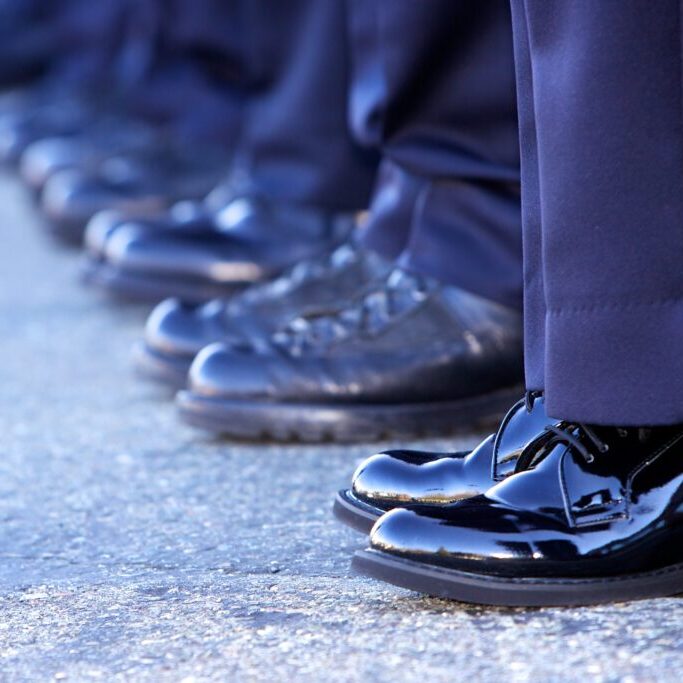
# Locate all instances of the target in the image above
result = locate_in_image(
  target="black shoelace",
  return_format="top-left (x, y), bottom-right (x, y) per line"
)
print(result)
top-left (542, 423), bottom-right (609, 464)
top-left (272, 268), bottom-right (431, 354)
top-left (236, 243), bottom-right (361, 308)
top-left (513, 422), bottom-right (606, 472)
top-left (515, 421), bottom-right (653, 473)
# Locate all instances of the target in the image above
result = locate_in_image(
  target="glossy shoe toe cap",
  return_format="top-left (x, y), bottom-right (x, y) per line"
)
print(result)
top-left (43, 170), bottom-right (167, 229)
top-left (103, 216), bottom-right (255, 283)
top-left (41, 170), bottom-right (94, 224)
top-left (187, 342), bottom-right (272, 399)
top-left (145, 298), bottom-right (227, 357)
top-left (369, 501), bottom-right (543, 573)
top-left (103, 219), bottom-right (172, 273)
top-left (352, 452), bottom-right (432, 508)
top-left (84, 209), bottom-right (128, 256)
top-left (352, 450), bottom-right (469, 508)
top-left (369, 508), bottom-right (446, 558)
top-left (20, 137), bottom-right (84, 189)
top-left (0, 122), bottom-right (29, 164)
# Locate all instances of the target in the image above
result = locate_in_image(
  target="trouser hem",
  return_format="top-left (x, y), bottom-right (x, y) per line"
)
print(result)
top-left (543, 300), bottom-right (683, 425)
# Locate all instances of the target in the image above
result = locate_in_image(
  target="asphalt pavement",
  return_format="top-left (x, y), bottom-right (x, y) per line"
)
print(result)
top-left (0, 173), bottom-right (681, 682)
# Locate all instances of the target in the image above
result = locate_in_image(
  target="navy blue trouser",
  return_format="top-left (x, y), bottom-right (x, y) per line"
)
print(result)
top-left (38, 1), bottom-right (376, 207)
top-left (230, 0), bottom-right (379, 212)
top-left (110, 0), bottom-right (247, 149)
top-left (349, 0), bottom-right (523, 307)
top-left (6, 1), bottom-right (248, 151)
top-left (511, 0), bottom-right (683, 425)
top-left (0, 0), bottom-right (129, 86)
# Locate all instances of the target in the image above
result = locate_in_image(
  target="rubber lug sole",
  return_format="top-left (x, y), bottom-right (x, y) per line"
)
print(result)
top-left (176, 384), bottom-right (524, 443)
top-left (81, 258), bottom-right (244, 304)
top-left (332, 490), bottom-right (384, 534)
top-left (352, 549), bottom-right (683, 607)
top-left (131, 341), bottom-right (192, 390)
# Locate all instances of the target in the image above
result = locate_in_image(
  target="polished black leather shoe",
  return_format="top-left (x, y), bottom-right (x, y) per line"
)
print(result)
top-left (41, 142), bottom-right (230, 244)
top-left (333, 393), bottom-right (553, 532)
top-left (82, 192), bottom-right (356, 303)
top-left (177, 270), bottom-right (524, 442)
top-left (19, 120), bottom-right (160, 192)
top-left (83, 181), bottom-right (237, 259)
top-left (354, 421), bottom-right (683, 606)
top-left (0, 94), bottom-right (93, 165)
top-left (81, 187), bottom-right (232, 286)
top-left (133, 241), bottom-right (391, 388)
top-left (67, 137), bottom-right (237, 253)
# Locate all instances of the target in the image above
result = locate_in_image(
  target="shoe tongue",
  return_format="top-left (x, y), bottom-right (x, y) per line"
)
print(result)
top-left (489, 425), bottom-right (675, 528)
top-left (492, 396), bottom-right (552, 479)
top-left (487, 443), bottom-right (567, 520)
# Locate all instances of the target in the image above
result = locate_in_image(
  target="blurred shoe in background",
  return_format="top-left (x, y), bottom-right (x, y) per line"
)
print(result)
top-left (82, 189), bottom-right (358, 303)
top-left (176, 269), bottom-right (524, 442)
top-left (133, 238), bottom-right (390, 388)
top-left (0, 0), bottom-right (247, 248)
top-left (19, 118), bottom-right (159, 195)
top-left (80, 0), bottom-right (379, 304)
top-left (40, 141), bottom-right (230, 244)
top-left (0, 0), bottom-right (148, 163)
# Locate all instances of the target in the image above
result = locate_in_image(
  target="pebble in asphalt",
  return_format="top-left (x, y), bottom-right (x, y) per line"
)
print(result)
top-left (0, 173), bottom-right (681, 682)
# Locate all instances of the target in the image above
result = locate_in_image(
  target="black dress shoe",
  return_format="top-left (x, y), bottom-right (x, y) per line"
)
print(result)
top-left (19, 119), bottom-right (160, 192)
top-left (83, 181), bottom-right (236, 260)
top-left (82, 193), bottom-right (357, 303)
top-left (177, 270), bottom-right (524, 442)
top-left (354, 420), bottom-right (683, 606)
top-left (41, 142), bottom-right (230, 244)
top-left (73, 143), bottom-right (237, 255)
top-left (0, 92), bottom-right (94, 164)
top-left (81, 188), bottom-right (231, 277)
top-left (333, 393), bottom-right (554, 532)
top-left (133, 241), bottom-right (391, 388)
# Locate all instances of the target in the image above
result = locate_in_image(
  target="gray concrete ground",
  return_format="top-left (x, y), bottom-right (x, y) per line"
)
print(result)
top-left (0, 172), bottom-right (681, 683)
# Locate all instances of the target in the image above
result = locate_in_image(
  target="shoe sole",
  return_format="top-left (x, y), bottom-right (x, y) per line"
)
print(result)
top-left (81, 258), bottom-right (244, 304)
top-left (332, 490), bottom-right (383, 534)
top-left (176, 384), bottom-right (523, 443)
top-left (131, 341), bottom-right (192, 390)
top-left (352, 549), bottom-right (683, 607)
